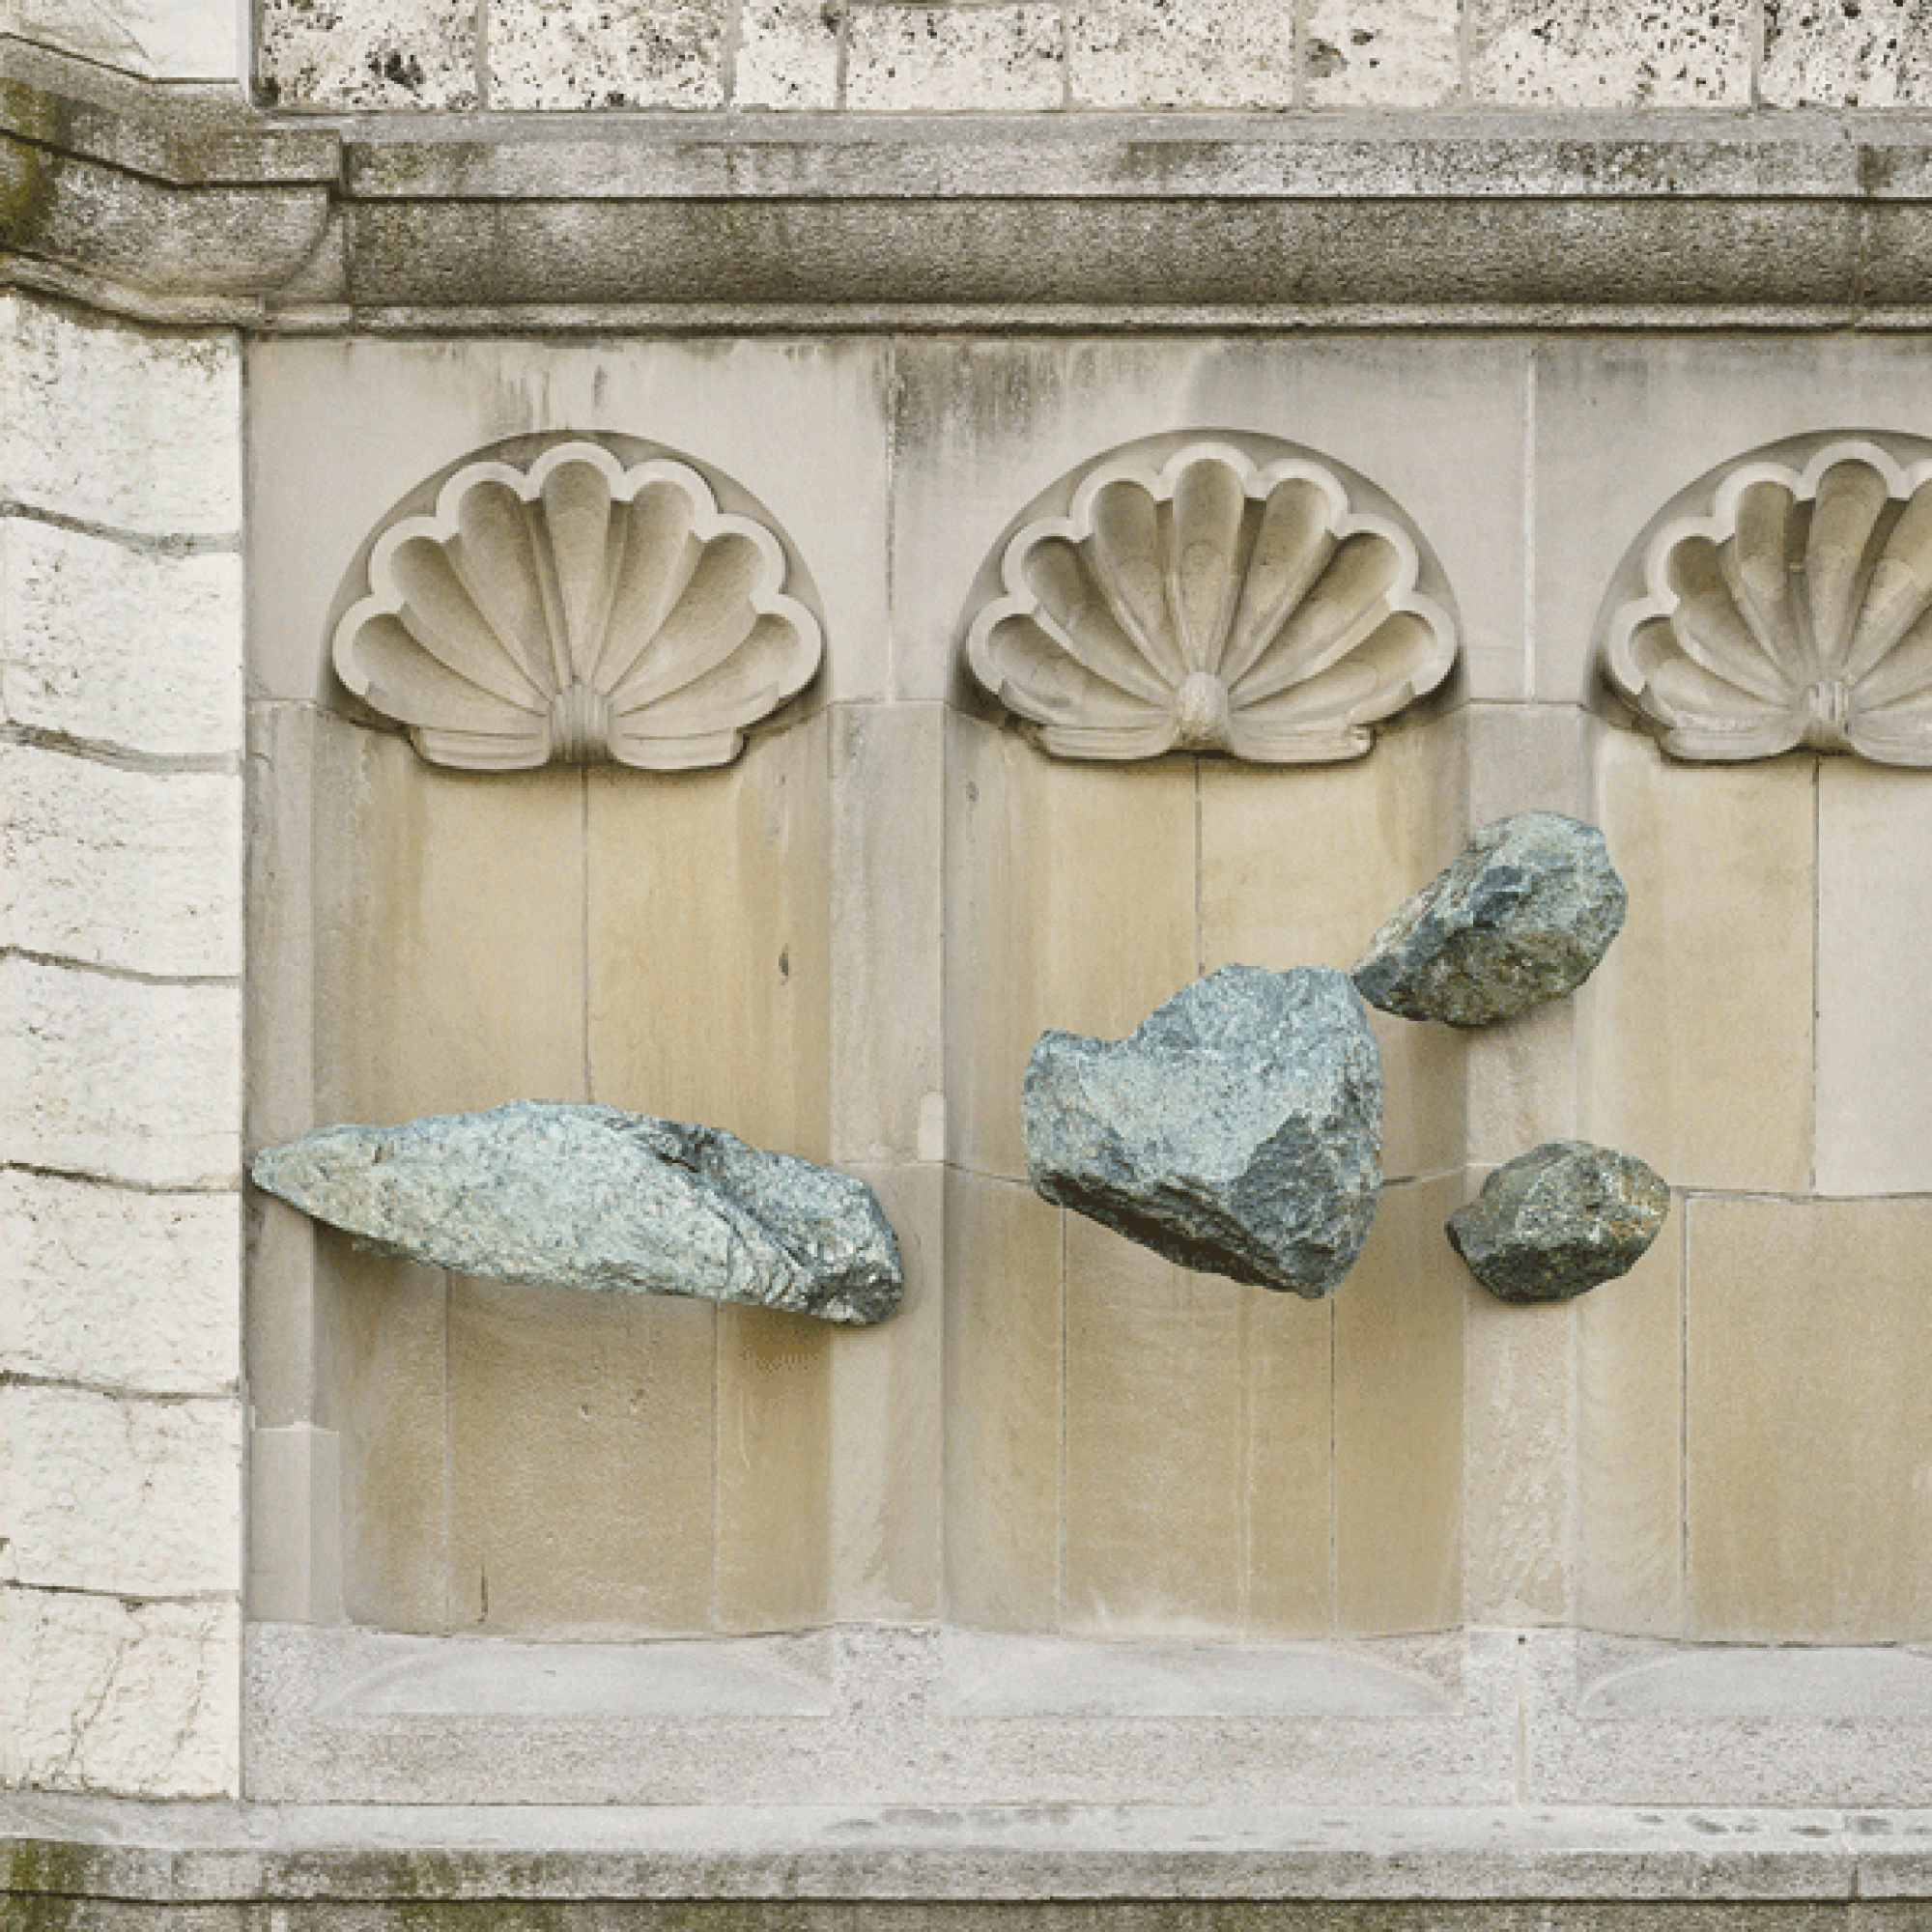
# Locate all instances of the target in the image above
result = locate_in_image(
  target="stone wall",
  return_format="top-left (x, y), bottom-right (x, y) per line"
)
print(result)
top-left (254, 0), bottom-right (1932, 113)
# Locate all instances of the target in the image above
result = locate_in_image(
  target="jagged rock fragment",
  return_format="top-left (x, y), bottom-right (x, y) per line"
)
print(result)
top-left (1021, 964), bottom-right (1382, 1298)
top-left (251, 1100), bottom-right (901, 1324)
top-left (1353, 811), bottom-right (1628, 1027)
top-left (1447, 1141), bottom-right (1669, 1303)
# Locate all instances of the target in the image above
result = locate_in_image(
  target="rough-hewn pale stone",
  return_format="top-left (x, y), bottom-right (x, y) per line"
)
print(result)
top-left (0, 299), bottom-right (240, 536)
top-left (1068, 0), bottom-right (1298, 107)
top-left (255, 0), bottom-right (477, 107)
top-left (0, 1383), bottom-right (240, 1595)
top-left (488, 0), bottom-right (725, 107)
top-left (253, 1101), bottom-right (903, 1324)
top-left (1353, 811), bottom-right (1628, 1029)
top-left (0, 520), bottom-right (242, 758)
top-left (0, 1172), bottom-right (238, 1395)
top-left (1448, 1142), bottom-right (1670, 1304)
top-left (1304, 0), bottom-right (1460, 105)
top-left (1763, 0), bottom-right (1932, 106)
top-left (734, 0), bottom-right (840, 107)
top-left (0, 1585), bottom-right (238, 1796)
top-left (0, 957), bottom-right (241, 1188)
top-left (0, 745), bottom-right (239, 977)
top-left (1022, 965), bottom-right (1382, 1299)
top-left (1470, 0), bottom-right (1751, 104)
top-left (846, 5), bottom-right (1063, 110)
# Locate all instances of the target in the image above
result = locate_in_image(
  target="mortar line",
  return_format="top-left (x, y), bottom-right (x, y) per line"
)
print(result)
top-left (3, 1160), bottom-right (239, 1197)
top-left (0, 498), bottom-right (240, 556)
top-left (0, 1369), bottom-right (239, 1405)
top-left (1678, 1186), bottom-right (1690, 1639)
top-left (2, 717), bottom-right (241, 778)
top-left (1522, 349), bottom-right (1538, 702)
top-left (1057, 1204), bottom-right (1068, 1627)
top-left (1810, 756), bottom-right (1821, 1198)
top-left (0, 946), bottom-right (239, 990)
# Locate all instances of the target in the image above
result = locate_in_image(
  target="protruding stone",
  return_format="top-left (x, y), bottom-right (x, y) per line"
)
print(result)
top-left (1021, 964), bottom-right (1382, 1298)
top-left (1447, 1141), bottom-right (1669, 1303)
top-left (1353, 810), bottom-right (1628, 1027)
top-left (251, 1100), bottom-right (902, 1325)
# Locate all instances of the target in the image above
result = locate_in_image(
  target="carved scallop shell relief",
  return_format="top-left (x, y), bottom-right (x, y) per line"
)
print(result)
top-left (332, 439), bottom-right (822, 772)
top-left (1602, 437), bottom-right (1932, 766)
top-left (963, 438), bottom-right (1459, 762)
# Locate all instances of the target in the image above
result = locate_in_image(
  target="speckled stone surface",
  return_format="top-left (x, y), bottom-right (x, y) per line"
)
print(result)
top-left (1353, 811), bottom-right (1628, 1029)
top-left (1069, 0), bottom-right (1298, 108)
top-left (486, 0), bottom-right (726, 107)
top-left (1763, 0), bottom-right (1932, 106)
top-left (1469, 0), bottom-right (1750, 104)
top-left (252, 1101), bottom-right (903, 1325)
top-left (735, 0), bottom-right (840, 107)
top-left (1448, 1141), bottom-right (1670, 1303)
top-left (255, 0), bottom-right (477, 106)
top-left (845, 4), bottom-right (1063, 110)
top-left (1021, 964), bottom-right (1382, 1299)
top-left (1304, 0), bottom-right (1459, 106)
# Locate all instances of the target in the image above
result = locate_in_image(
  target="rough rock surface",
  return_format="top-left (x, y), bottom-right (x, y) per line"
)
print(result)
top-left (251, 1100), bottom-right (901, 1325)
top-left (1021, 964), bottom-right (1382, 1298)
top-left (1353, 811), bottom-right (1628, 1027)
top-left (1447, 1140), bottom-right (1670, 1303)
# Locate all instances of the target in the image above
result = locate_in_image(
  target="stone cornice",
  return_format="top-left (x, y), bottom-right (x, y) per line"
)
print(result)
top-left (8, 34), bottom-right (1932, 329)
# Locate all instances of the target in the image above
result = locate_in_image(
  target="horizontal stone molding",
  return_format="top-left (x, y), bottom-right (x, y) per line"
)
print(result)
top-left (11, 39), bottom-right (1932, 326)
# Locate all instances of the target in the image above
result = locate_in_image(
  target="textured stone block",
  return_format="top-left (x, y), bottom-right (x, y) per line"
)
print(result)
top-left (255, 0), bottom-right (477, 107)
top-left (0, 745), bottom-right (240, 978)
top-left (0, 1171), bottom-right (238, 1395)
top-left (0, 1585), bottom-right (238, 1796)
top-left (488, 0), bottom-right (726, 107)
top-left (0, 519), bottom-right (242, 758)
top-left (0, 956), bottom-right (241, 1188)
top-left (0, 299), bottom-right (240, 536)
top-left (1305, 0), bottom-right (1460, 105)
top-left (1470, 0), bottom-right (1750, 103)
top-left (1, 1382), bottom-right (240, 1595)
top-left (734, 0), bottom-right (840, 105)
top-left (0, 0), bottom-right (239, 76)
top-left (1070, 0), bottom-right (1297, 105)
top-left (846, 5), bottom-right (1064, 109)
top-left (1763, 0), bottom-right (1932, 105)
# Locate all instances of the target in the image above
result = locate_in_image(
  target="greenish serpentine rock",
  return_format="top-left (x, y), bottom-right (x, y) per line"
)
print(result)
top-left (251, 1100), bottom-right (902, 1325)
top-left (1353, 811), bottom-right (1628, 1027)
top-left (1021, 963), bottom-right (1382, 1299)
top-left (1448, 1140), bottom-right (1669, 1303)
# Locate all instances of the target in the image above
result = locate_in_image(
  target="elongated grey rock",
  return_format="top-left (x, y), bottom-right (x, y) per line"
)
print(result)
top-left (1447, 1141), bottom-right (1669, 1303)
top-left (1021, 964), bottom-right (1382, 1298)
top-left (1352, 811), bottom-right (1628, 1027)
top-left (251, 1101), bottom-right (902, 1325)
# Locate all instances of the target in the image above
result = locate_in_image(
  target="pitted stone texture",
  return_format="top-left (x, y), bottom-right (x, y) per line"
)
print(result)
top-left (1305, 0), bottom-right (1460, 105)
top-left (0, 300), bottom-right (240, 536)
top-left (1353, 811), bottom-right (1628, 1029)
top-left (487, 0), bottom-right (724, 107)
top-left (0, 521), bottom-right (242, 759)
top-left (1449, 1142), bottom-right (1669, 1304)
top-left (253, 1101), bottom-right (903, 1325)
top-left (1470, 0), bottom-right (1751, 103)
top-left (256, 0), bottom-right (477, 106)
top-left (0, 1586), bottom-right (238, 1796)
top-left (1069, 0), bottom-right (1297, 106)
top-left (846, 5), bottom-right (1063, 109)
top-left (735, 0), bottom-right (840, 107)
top-left (1021, 965), bottom-right (1382, 1299)
top-left (0, 746), bottom-right (239, 978)
top-left (0, 1173), bottom-right (238, 1396)
top-left (0, 957), bottom-right (241, 1188)
top-left (0, 1383), bottom-right (241, 1594)
top-left (1762, 0), bottom-right (1932, 105)
top-left (0, 0), bottom-right (239, 76)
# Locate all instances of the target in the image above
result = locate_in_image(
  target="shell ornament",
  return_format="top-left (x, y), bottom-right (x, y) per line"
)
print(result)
top-left (1603, 439), bottom-right (1932, 766)
top-left (332, 440), bottom-right (822, 772)
top-left (964, 440), bottom-right (1459, 763)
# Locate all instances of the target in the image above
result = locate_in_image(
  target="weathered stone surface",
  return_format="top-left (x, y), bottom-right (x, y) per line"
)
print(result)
top-left (1448, 1142), bottom-right (1669, 1304)
top-left (1021, 965), bottom-right (1382, 1299)
top-left (252, 1101), bottom-right (903, 1325)
top-left (1353, 811), bottom-right (1628, 1028)
top-left (845, 4), bottom-right (1063, 111)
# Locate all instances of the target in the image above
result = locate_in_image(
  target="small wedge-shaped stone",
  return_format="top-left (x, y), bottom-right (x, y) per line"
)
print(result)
top-left (251, 1100), bottom-right (901, 1325)
top-left (1353, 811), bottom-right (1628, 1027)
top-left (1448, 1141), bottom-right (1668, 1303)
top-left (1021, 964), bottom-right (1381, 1298)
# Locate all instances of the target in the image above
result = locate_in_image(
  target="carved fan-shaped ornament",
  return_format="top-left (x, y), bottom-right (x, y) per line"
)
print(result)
top-left (332, 440), bottom-right (822, 772)
top-left (1603, 439), bottom-right (1932, 766)
top-left (963, 440), bottom-right (1459, 762)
